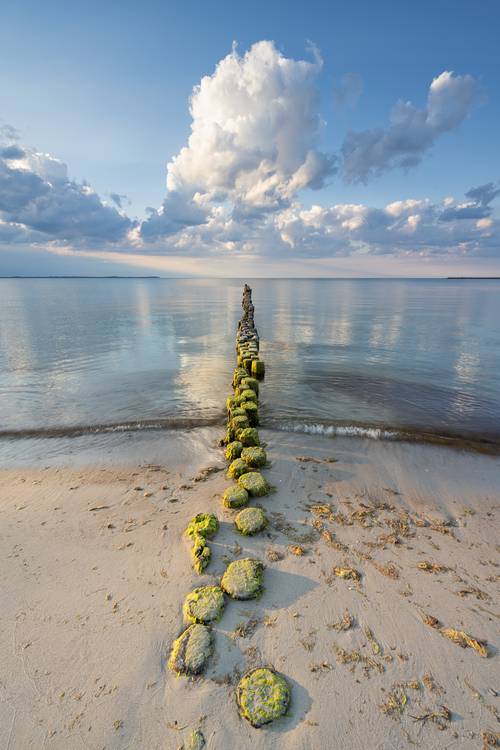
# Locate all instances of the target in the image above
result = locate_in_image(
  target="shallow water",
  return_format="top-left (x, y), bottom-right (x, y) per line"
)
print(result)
top-left (0, 278), bottom-right (499, 456)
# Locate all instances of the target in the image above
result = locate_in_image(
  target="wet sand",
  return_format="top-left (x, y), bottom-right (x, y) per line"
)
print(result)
top-left (1, 428), bottom-right (499, 749)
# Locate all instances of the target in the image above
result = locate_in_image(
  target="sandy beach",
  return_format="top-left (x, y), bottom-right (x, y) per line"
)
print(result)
top-left (1, 428), bottom-right (499, 750)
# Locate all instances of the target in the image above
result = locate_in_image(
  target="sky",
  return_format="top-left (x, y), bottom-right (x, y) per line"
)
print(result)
top-left (0, 0), bottom-right (499, 277)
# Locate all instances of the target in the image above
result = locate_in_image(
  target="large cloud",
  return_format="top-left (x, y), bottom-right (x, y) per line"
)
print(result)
top-left (275, 185), bottom-right (499, 258)
top-left (342, 71), bottom-right (481, 182)
top-left (0, 129), bottom-right (132, 246)
top-left (140, 40), bottom-right (336, 240)
top-left (1, 43), bottom-right (496, 267)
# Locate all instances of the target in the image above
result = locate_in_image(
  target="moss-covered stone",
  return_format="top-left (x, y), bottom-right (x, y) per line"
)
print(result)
top-left (191, 533), bottom-right (211, 574)
top-left (227, 458), bottom-right (248, 479)
top-left (240, 377), bottom-right (259, 394)
top-left (221, 558), bottom-right (264, 600)
top-left (241, 446), bottom-right (267, 468)
top-left (236, 668), bottom-right (291, 727)
top-left (221, 428), bottom-right (233, 445)
top-left (230, 414), bottom-right (249, 433)
top-left (185, 513), bottom-right (219, 540)
top-left (235, 507), bottom-right (268, 536)
top-left (241, 401), bottom-right (259, 425)
top-left (225, 441), bottom-right (243, 461)
top-left (183, 586), bottom-right (225, 624)
top-left (226, 395), bottom-right (236, 412)
top-left (251, 360), bottom-right (265, 379)
top-left (238, 472), bottom-right (270, 497)
top-left (233, 394), bottom-right (248, 407)
top-left (233, 367), bottom-right (248, 387)
top-left (228, 407), bottom-right (247, 421)
top-left (237, 427), bottom-right (260, 447)
top-left (168, 624), bottom-right (213, 675)
top-left (239, 389), bottom-right (258, 403)
top-left (222, 485), bottom-right (249, 508)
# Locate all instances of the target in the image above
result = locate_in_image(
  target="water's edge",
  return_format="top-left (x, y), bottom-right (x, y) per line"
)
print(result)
top-left (1, 416), bottom-right (499, 455)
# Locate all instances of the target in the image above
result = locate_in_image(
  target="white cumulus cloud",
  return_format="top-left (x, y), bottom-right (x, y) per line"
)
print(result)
top-left (140, 40), bottom-right (336, 240)
top-left (342, 71), bottom-right (481, 183)
top-left (0, 128), bottom-right (132, 246)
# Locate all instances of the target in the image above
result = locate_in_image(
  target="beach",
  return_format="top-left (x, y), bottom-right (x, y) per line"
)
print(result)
top-left (1, 427), bottom-right (499, 749)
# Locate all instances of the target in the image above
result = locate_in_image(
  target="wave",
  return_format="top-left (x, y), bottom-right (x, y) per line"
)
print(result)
top-left (1, 414), bottom-right (499, 455)
top-left (0, 415), bottom-right (223, 440)
top-left (265, 419), bottom-right (500, 454)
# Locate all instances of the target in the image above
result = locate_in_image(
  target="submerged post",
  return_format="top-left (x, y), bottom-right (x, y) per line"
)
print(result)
top-left (236, 284), bottom-right (264, 379)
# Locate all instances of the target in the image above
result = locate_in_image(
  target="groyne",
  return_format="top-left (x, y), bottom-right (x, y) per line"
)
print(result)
top-left (168, 284), bottom-right (291, 733)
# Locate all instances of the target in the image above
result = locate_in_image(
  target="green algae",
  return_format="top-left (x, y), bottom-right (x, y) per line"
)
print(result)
top-left (236, 667), bottom-right (291, 727)
top-left (240, 401), bottom-right (259, 425)
top-left (230, 414), bottom-right (249, 433)
top-left (233, 367), bottom-right (248, 387)
top-left (183, 585), bottom-right (225, 624)
top-left (251, 360), bottom-right (265, 379)
top-left (240, 377), bottom-right (259, 394)
top-left (220, 558), bottom-right (264, 600)
top-left (227, 458), bottom-right (248, 479)
top-left (222, 485), bottom-right (249, 509)
top-left (228, 407), bottom-right (247, 421)
top-left (190, 533), bottom-right (211, 574)
top-left (237, 427), bottom-right (260, 447)
top-left (185, 513), bottom-right (219, 540)
top-left (241, 446), bottom-right (267, 468)
top-left (238, 471), bottom-right (270, 497)
top-left (239, 389), bottom-right (258, 403)
top-left (226, 395), bottom-right (236, 412)
top-left (168, 623), bottom-right (213, 675)
top-left (225, 441), bottom-right (243, 461)
top-left (235, 507), bottom-right (268, 536)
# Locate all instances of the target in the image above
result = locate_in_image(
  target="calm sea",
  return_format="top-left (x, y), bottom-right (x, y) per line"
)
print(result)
top-left (1, 278), bottom-right (499, 456)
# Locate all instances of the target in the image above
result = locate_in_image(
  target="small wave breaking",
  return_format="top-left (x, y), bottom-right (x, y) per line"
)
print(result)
top-left (0, 415), bottom-right (223, 440)
top-left (265, 419), bottom-right (500, 454)
top-left (272, 421), bottom-right (399, 440)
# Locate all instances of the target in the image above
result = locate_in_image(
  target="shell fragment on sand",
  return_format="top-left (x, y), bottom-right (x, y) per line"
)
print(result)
top-left (168, 624), bottom-right (213, 675)
top-left (241, 446), bottom-right (267, 468)
top-left (221, 558), bottom-right (264, 599)
top-left (222, 485), bottom-right (250, 509)
top-left (238, 471), bottom-right (270, 497)
top-left (235, 507), bottom-right (268, 536)
top-left (236, 667), bottom-right (290, 727)
top-left (183, 586), bottom-right (225, 624)
top-left (236, 428), bottom-right (260, 447)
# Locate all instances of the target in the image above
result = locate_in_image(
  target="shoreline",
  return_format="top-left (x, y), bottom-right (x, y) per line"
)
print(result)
top-left (2, 417), bottom-right (500, 467)
top-left (1, 427), bottom-right (499, 748)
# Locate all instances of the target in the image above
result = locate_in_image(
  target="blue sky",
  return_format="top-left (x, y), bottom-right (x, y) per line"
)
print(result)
top-left (0, 0), bottom-right (499, 276)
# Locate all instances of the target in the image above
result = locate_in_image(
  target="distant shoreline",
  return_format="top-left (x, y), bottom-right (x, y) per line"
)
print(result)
top-left (1, 275), bottom-right (500, 280)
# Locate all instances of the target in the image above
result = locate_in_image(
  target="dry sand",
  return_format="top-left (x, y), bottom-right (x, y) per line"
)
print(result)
top-left (1, 428), bottom-right (499, 749)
